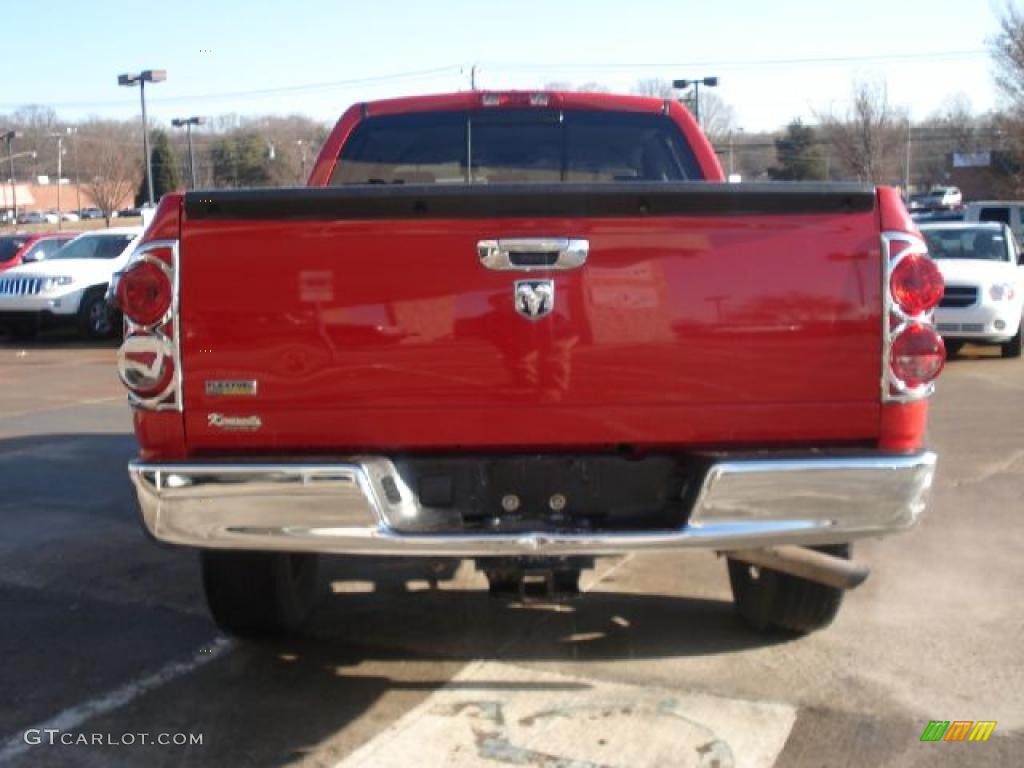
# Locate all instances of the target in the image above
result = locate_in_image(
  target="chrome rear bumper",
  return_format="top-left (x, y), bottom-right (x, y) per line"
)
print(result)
top-left (129, 453), bottom-right (936, 556)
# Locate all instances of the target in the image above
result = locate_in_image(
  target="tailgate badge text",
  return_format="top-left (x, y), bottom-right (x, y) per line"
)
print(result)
top-left (207, 413), bottom-right (262, 431)
top-left (514, 280), bottom-right (554, 320)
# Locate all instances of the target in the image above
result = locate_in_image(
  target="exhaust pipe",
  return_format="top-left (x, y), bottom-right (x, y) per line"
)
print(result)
top-left (725, 545), bottom-right (869, 590)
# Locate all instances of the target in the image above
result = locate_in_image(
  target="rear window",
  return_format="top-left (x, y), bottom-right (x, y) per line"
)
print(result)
top-left (330, 109), bottom-right (703, 185)
top-left (0, 237), bottom-right (28, 263)
top-left (978, 207), bottom-right (1011, 225)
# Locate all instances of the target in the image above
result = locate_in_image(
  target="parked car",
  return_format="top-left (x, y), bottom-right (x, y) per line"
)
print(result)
top-left (911, 208), bottom-right (965, 224)
top-left (79, 208), bottom-right (105, 220)
top-left (920, 186), bottom-right (963, 209)
top-left (15, 212), bottom-right (46, 225)
top-left (59, 211), bottom-right (80, 222)
top-left (920, 221), bottom-right (1024, 358)
top-left (119, 90), bottom-right (945, 640)
top-left (0, 232), bottom-right (78, 273)
top-left (40, 211), bottom-right (60, 224)
top-left (964, 200), bottom-right (1024, 241)
top-left (0, 227), bottom-right (142, 340)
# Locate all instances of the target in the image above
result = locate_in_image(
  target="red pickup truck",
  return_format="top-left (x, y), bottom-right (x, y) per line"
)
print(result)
top-left (117, 91), bottom-right (944, 638)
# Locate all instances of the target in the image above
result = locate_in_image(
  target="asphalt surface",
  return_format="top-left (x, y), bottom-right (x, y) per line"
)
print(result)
top-left (0, 334), bottom-right (1021, 767)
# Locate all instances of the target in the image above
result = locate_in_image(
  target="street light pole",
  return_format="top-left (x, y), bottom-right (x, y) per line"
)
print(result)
top-left (672, 77), bottom-right (718, 129)
top-left (118, 70), bottom-right (166, 206)
top-left (172, 116), bottom-right (204, 189)
top-left (2, 130), bottom-right (21, 225)
top-left (56, 134), bottom-right (63, 230)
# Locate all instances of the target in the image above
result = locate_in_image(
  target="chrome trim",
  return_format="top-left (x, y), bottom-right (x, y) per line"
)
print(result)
top-left (880, 232), bottom-right (939, 403)
top-left (117, 333), bottom-right (176, 404)
top-left (122, 240), bottom-right (182, 412)
top-left (129, 452), bottom-right (936, 556)
top-left (478, 238), bottom-right (588, 271)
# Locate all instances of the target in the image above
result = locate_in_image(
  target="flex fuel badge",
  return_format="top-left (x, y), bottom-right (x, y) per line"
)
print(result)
top-left (205, 379), bottom-right (258, 396)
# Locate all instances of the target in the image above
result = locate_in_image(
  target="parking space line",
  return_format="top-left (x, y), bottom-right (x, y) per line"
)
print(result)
top-left (0, 637), bottom-right (233, 763)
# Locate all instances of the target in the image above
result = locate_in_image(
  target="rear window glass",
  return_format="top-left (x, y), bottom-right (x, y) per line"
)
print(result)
top-left (330, 109), bottom-right (703, 185)
top-left (978, 207), bottom-right (1011, 225)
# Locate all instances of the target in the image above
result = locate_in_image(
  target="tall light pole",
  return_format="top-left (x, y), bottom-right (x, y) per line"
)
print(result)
top-left (296, 139), bottom-right (310, 182)
top-left (172, 116), bottom-right (204, 189)
top-left (118, 69), bottom-right (166, 206)
top-left (672, 77), bottom-right (718, 129)
top-left (2, 130), bottom-right (22, 224)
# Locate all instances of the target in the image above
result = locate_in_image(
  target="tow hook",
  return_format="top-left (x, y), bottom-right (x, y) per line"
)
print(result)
top-left (724, 546), bottom-right (870, 590)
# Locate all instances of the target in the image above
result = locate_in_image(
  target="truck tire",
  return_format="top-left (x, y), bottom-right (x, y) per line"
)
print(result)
top-left (1001, 325), bottom-right (1022, 358)
top-left (77, 289), bottom-right (115, 339)
top-left (943, 340), bottom-right (963, 359)
top-left (200, 551), bottom-right (320, 638)
top-left (727, 543), bottom-right (849, 634)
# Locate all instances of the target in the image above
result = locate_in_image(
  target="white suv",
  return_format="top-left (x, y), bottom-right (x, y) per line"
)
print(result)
top-left (0, 227), bottom-right (142, 340)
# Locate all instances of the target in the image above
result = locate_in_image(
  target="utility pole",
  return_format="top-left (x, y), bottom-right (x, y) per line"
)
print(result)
top-left (2, 130), bottom-right (21, 224)
top-left (56, 134), bottom-right (63, 230)
top-left (48, 129), bottom-right (73, 229)
top-left (904, 121), bottom-right (912, 196)
top-left (71, 127), bottom-right (81, 214)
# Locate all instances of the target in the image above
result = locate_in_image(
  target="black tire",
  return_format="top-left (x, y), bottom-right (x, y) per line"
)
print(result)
top-left (77, 289), bottom-right (116, 339)
top-left (200, 551), bottom-right (320, 639)
top-left (943, 340), bottom-right (963, 359)
top-left (727, 543), bottom-right (850, 634)
top-left (1001, 325), bottom-right (1022, 359)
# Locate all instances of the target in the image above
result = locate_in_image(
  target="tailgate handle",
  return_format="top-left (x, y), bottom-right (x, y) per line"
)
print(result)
top-left (478, 238), bottom-right (588, 271)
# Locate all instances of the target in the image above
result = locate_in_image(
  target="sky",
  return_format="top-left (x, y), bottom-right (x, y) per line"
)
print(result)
top-left (0, 0), bottom-right (1008, 132)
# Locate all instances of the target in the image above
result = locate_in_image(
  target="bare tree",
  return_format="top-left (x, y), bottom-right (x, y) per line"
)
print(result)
top-left (78, 121), bottom-right (141, 225)
top-left (698, 91), bottom-right (737, 142)
top-left (631, 79), bottom-right (736, 141)
top-left (818, 81), bottom-right (906, 184)
top-left (633, 78), bottom-right (674, 98)
top-left (992, 3), bottom-right (1024, 110)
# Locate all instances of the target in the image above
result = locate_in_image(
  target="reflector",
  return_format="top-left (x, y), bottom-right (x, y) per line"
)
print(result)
top-left (891, 324), bottom-right (945, 388)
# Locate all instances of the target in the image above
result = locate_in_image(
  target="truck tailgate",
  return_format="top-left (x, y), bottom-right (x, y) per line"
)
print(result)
top-left (179, 184), bottom-right (882, 451)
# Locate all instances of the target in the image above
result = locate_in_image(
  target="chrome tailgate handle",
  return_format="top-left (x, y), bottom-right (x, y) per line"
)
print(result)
top-left (478, 238), bottom-right (588, 271)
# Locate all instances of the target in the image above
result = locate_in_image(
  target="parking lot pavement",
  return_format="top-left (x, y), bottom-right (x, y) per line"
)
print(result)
top-left (0, 338), bottom-right (1022, 767)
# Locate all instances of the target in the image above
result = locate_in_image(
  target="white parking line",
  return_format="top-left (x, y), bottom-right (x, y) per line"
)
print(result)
top-left (335, 660), bottom-right (797, 768)
top-left (0, 637), bottom-right (232, 763)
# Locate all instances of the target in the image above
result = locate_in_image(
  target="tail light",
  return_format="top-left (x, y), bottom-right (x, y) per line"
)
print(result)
top-left (882, 233), bottom-right (945, 400)
top-left (117, 258), bottom-right (172, 326)
top-left (889, 253), bottom-right (944, 316)
top-left (116, 239), bottom-right (180, 410)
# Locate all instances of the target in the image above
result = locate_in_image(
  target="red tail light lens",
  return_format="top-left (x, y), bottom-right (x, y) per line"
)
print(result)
top-left (891, 323), bottom-right (945, 388)
top-left (117, 260), bottom-right (172, 326)
top-left (890, 253), bottom-right (944, 315)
